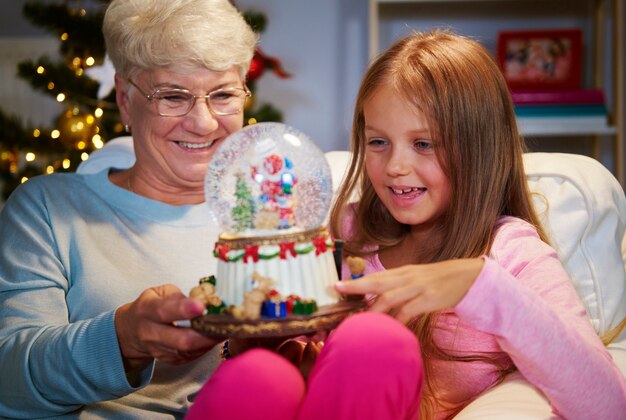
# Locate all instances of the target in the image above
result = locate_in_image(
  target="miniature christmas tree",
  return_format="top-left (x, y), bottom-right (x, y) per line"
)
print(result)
top-left (231, 171), bottom-right (256, 231)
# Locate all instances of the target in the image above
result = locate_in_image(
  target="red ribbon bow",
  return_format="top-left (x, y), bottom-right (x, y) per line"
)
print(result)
top-left (215, 245), bottom-right (230, 262)
top-left (279, 241), bottom-right (297, 260)
top-left (312, 236), bottom-right (328, 256)
top-left (244, 244), bottom-right (260, 263)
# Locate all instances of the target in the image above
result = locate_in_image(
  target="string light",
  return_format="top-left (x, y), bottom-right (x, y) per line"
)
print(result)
top-left (33, 129), bottom-right (41, 137)
top-left (36, 66), bottom-right (45, 74)
top-left (60, 33), bottom-right (68, 41)
top-left (51, 130), bottom-right (60, 139)
top-left (45, 166), bottom-right (54, 174)
top-left (21, 177), bottom-right (29, 183)
top-left (62, 159), bottom-right (71, 169)
top-left (92, 135), bottom-right (104, 149)
top-left (56, 93), bottom-right (66, 102)
top-left (47, 82), bottom-right (54, 90)
top-left (94, 108), bottom-right (103, 118)
top-left (25, 153), bottom-right (36, 162)
top-left (81, 152), bottom-right (89, 161)
top-left (74, 121), bottom-right (85, 132)
top-left (85, 57), bottom-right (95, 66)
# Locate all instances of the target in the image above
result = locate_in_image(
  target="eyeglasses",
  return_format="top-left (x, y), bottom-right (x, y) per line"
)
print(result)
top-left (127, 79), bottom-right (251, 117)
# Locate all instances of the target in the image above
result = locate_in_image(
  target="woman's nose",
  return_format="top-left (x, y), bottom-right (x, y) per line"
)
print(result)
top-left (182, 99), bottom-right (219, 134)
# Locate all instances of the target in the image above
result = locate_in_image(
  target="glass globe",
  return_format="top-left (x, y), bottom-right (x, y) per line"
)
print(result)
top-left (205, 122), bottom-right (333, 236)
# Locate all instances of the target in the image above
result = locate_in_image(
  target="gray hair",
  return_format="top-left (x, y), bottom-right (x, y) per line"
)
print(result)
top-left (103, 0), bottom-right (258, 79)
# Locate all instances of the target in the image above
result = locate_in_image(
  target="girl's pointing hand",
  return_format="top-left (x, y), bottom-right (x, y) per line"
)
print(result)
top-left (335, 258), bottom-right (484, 323)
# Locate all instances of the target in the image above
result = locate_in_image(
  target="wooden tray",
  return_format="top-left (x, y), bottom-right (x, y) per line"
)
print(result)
top-left (190, 299), bottom-right (366, 339)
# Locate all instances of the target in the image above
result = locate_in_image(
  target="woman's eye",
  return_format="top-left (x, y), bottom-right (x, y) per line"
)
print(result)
top-left (158, 92), bottom-right (191, 103)
top-left (211, 91), bottom-right (236, 101)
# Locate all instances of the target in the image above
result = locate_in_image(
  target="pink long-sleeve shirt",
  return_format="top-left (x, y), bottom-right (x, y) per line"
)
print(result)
top-left (343, 216), bottom-right (626, 418)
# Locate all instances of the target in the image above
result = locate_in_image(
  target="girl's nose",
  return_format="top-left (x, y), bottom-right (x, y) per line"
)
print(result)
top-left (386, 148), bottom-right (410, 177)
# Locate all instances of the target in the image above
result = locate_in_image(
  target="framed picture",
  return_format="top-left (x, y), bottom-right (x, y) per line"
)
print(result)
top-left (496, 28), bottom-right (582, 90)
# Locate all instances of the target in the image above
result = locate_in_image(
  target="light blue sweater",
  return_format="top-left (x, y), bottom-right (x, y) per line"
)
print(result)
top-left (0, 170), bottom-right (221, 419)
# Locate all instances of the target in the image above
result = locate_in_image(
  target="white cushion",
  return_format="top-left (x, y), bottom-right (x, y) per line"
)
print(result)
top-left (453, 372), bottom-right (554, 419)
top-left (77, 136), bottom-right (135, 174)
top-left (524, 152), bottom-right (626, 335)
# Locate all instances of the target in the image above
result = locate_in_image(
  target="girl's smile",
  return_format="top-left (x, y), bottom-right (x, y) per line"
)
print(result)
top-left (388, 185), bottom-right (427, 207)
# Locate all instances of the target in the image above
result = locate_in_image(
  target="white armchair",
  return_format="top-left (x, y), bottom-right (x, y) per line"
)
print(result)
top-left (81, 138), bottom-right (626, 419)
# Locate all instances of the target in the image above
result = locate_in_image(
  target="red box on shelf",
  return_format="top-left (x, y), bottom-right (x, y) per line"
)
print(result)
top-left (497, 28), bottom-right (583, 91)
top-left (510, 88), bottom-right (605, 105)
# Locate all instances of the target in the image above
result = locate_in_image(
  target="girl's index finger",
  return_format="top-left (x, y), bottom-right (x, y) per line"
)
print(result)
top-left (335, 273), bottom-right (383, 295)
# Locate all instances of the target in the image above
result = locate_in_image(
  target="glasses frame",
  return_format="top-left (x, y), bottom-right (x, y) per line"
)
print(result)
top-left (127, 79), bottom-right (251, 117)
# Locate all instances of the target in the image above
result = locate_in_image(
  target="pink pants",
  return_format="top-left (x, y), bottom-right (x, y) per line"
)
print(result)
top-left (186, 312), bottom-right (424, 419)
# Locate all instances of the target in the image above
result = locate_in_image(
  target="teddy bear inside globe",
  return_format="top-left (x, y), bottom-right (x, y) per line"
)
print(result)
top-left (194, 122), bottom-right (343, 320)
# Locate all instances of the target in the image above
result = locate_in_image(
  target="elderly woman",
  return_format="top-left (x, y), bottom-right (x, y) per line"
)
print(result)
top-left (0, 0), bottom-right (256, 417)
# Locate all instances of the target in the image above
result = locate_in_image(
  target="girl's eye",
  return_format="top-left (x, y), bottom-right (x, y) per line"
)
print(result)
top-left (414, 140), bottom-right (433, 151)
top-left (366, 138), bottom-right (387, 147)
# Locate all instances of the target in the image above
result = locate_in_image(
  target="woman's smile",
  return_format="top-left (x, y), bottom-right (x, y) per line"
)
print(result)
top-left (175, 140), bottom-right (218, 150)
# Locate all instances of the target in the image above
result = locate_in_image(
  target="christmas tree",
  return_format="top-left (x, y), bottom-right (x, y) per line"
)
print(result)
top-left (231, 171), bottom-right (256, 231)
top-left (0, 0), bottom-right (290, 200)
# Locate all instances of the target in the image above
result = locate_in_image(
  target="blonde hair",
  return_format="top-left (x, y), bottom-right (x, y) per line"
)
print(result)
top-left (330, 30), bottom-right (548, 417)
top-left (103, 0), bottom-right (258, 79)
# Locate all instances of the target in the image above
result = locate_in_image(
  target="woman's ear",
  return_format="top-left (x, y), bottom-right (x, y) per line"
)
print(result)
top-left (115, 73), bottom-right (130, 125)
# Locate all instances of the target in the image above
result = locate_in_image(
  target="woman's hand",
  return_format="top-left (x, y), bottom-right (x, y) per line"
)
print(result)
top-left (335, 258), bottom-right (484, 323)
top-left (114, 284), bottom-right (219, 370)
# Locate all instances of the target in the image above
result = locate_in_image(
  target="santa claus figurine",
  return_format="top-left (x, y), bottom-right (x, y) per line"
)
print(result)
top-left (251, 151), bottom-right (297, 229)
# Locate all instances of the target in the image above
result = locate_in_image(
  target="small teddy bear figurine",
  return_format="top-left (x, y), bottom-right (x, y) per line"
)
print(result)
top-left (346, 256), bottom-right (365, 279)
top-left (228, 272), bottom-right (276, 320)
top-left (344, 256), bottom-right (366, 301)
top-left (189, 277), bottom-right (224, 310)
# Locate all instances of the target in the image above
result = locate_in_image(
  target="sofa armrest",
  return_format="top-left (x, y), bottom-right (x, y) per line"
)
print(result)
top-left (455, 327), bottom-right (626, 420)
top-left (453, 372), bottom-right (555, 419)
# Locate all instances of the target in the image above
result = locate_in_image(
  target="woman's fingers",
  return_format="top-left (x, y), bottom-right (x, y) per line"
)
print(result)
top-left (115, 284), bottom-right (218, 368)
top-left (139, 284), bottom-right (206, 323)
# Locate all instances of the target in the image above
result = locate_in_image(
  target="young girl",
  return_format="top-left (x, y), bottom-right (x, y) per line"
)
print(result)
top-left (187, 30), bottom-right (626, 419)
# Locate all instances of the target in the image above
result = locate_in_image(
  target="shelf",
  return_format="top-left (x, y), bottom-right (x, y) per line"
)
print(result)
top-left (517, 119), bottom-right (617, 137)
